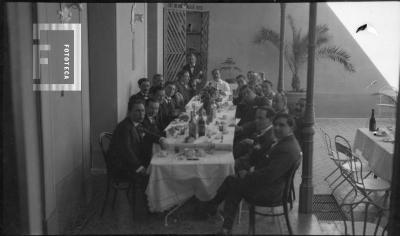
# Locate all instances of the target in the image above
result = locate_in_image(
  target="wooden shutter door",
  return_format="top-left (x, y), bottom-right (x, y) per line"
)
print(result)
top-left (200, 11), bottom-right (209, 80)
top-left (164, 8), bottom-right (187, 82)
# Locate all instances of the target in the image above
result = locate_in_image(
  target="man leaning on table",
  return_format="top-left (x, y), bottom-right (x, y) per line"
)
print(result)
top-left (234, 107), bottom-right (276, 169)
top-left (107, 99), bottom-right (166, 188)
top-left (203, 113), bottom-right (302, 235)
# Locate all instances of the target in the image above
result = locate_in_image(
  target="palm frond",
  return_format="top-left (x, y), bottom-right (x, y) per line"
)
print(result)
top-left (315, 25), bottom-right (332, 47)
top-left (254, 27), bottom-right (280, 49)
top-left (317, 46), bottom-right (356, 72)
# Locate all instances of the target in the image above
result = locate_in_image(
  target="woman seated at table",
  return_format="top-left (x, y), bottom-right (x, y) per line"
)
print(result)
top-left (175, 70), bottom-right (192, 105)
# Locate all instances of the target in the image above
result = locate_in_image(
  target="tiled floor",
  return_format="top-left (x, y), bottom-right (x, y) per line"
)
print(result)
top-left (68, 118), bottom-right (393, 235)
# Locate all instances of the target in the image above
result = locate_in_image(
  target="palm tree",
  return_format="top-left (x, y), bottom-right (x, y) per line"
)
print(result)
top-left (254, 15), bottom-right (355, 92)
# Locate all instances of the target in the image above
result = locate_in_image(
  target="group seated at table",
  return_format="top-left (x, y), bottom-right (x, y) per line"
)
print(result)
top-left (109, 66), bottom-right (306, 232)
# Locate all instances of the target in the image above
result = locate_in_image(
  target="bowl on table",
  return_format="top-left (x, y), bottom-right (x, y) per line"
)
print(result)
top-left (373, 130), bottom-right (387, 137)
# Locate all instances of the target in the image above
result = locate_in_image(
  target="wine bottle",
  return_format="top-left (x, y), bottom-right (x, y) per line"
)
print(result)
top-left (198, 109), bottom-right (206, 137)
top-left (369, 109), bottom-right (376, 131)
top-left (189, 111), bottom-right (197, 138)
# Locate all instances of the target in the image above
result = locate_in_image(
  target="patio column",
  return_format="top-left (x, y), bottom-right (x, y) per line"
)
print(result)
top-left (388, 69), bottom-right (400, 235)
top-left (299, 2), bottom-right (317, 214)
top-left (277, 3), bottom-right (285, 93)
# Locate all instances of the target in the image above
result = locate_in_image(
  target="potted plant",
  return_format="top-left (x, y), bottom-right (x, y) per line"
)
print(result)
top-left (219, 57), bottom-right (242, 84)
top-left (254, 15), bottom-right (355, 111)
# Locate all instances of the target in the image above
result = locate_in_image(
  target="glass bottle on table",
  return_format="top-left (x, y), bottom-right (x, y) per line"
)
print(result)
top-left (198, 108), bottom-right (206, 137)
top-left (189, 111), bottom-right (197, 139)
top-left (369, 109), bottom-right (376, 131)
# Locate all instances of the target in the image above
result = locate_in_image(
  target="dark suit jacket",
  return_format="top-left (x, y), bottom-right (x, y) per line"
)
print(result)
top-left (237, 96), bottom-right (270, 126)
top-left (158, 101), bottom-right (174, 131)
top-left (243, 134), bottom-right (302, 203)
top-left (107, 118), bottom-right (159, 177)
top-left (129, 92), bottom-right (149, 103)
top-left (142, 115), bottom-right (164, 138)
top-left (234, 126), bottom-right (275, 168)
top-left (233, 86), bottom-right (247, 119)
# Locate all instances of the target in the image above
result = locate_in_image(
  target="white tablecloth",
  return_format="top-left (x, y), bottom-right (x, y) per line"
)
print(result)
top-left (353, 128), bottom-right (394, 182)
top-left (145, 151), bottom-right (235, 212)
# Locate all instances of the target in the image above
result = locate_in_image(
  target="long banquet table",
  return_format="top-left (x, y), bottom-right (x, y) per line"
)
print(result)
top-left (145, 95), bottom-right (237, 222)
top-left (353, 127), bottom-right (395, 182)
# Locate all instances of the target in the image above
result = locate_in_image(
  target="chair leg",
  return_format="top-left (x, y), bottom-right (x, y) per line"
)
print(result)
top-left (111, 188), bottom-right (118, 210)
top-left (237, 200), bottom-right (243, 225)
top-left (342, 188), bottom-right (356, 204)
top-left (289, 190), bottom-right (294, 210)
top-left (324, 167), bottom-right (339, 181)
top-left (331, 178), bottom-right (346, 193)
top-left (290, 182), bottom-right (295, 210)
top-left (283, 203), bottom-right (293, 235)
top-left (328, 173), bottom-right (342, 188)
top-left (100, 180), bottom-right (111, 216)
top-left (248, 206), bottom-right (255, 235)
top-left (131, 186), bottom-right (137, 219)
top-left (383, 190), bottom-right (390, 207)
top-left (363, 171), bottom-right (373, 179)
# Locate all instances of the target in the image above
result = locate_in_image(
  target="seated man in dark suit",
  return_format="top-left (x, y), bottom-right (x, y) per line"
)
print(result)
top-left (232, 75), bottom-right (247, 120)
top-left (150, 85), bottom-right (174, 131)
top-left (182, 52), bottom-right (205, 90)
top-left (142, 98), bottom-right (165, 138)
top-left (175, 70), bottom-right (192, 105)
top-left (204, 113), bottom-right (302, 234)
top-left (107, 99), bottom-right (166, 187)
top-left (233, 107), bottom-right (275, 163)
top-left (236, 85), bottom-right (269, 126)
top-left (165, 81), bottom-right (185, 114)
top-left (247, 72), bottom-right (263, 96)
top-left (151, 73), bottom-right (164, 88)
top-left (292, 98), bottom-right (306, 147)
top-left (129, 78), bottom-right (151, 102)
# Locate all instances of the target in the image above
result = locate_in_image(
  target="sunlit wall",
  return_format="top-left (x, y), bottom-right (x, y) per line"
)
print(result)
top-left (327, 2), bottom-right (400, 90)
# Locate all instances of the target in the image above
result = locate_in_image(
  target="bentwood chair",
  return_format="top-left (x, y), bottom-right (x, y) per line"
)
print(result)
top-left (99, 132), bottom-right (136, 218)
top-left (320, 129), bottom-right (353, 192)
top-left (345, 155), bottom-right (391, 209)
top-left (237, 175), bottom-right (296, 225)
top-left (333, 135), bottom-right (374, 202)
top-left (339, 200), bottom-right (388, 236)
top-left (247, 160), bottom-right (301, 235)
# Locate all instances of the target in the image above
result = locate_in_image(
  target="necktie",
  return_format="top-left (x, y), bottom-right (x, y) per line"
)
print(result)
top-left (137, 124), bottom-right (145, 140)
